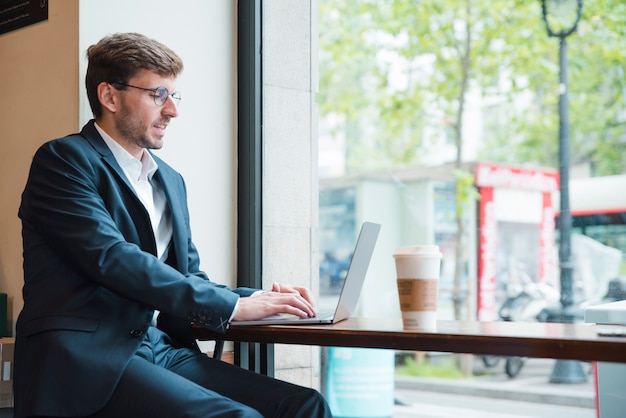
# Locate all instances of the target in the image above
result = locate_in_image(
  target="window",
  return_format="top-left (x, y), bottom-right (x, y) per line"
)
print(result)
top-left (317, 1), bottom-right (625, 414)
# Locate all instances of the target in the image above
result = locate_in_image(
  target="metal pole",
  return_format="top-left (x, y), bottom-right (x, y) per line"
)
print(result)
top-left (540, 0), bottom-right (586, 385)
top-left (549, 31), bottom-right (587, 386)
top-left (557, 35), bottom-right (574, 314)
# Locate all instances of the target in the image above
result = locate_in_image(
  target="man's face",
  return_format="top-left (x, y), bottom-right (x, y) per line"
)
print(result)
top-left (114, 70), bottom-right (179, 156)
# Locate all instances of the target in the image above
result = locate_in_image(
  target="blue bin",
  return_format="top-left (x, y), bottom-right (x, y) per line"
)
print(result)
top-left (325, 347), bottom-right (395, 417)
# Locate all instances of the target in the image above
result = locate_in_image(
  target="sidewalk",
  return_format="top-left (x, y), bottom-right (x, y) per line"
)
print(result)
top-left (394, 357), bottom-right (596, 409)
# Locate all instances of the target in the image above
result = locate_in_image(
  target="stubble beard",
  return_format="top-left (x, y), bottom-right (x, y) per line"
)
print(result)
top-left (116, 101), bottom-right (165, 151)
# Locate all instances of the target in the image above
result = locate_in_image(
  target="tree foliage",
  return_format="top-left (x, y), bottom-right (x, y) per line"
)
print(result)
top-left (318, 0), bottom-right (626, 176)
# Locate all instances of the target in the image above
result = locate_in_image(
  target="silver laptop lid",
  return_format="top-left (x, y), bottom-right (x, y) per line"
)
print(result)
top-left (331, 221), bottom-right (381, 322)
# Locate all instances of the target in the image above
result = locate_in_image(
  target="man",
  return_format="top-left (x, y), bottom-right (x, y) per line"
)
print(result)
top-left (15, 32), bottom-right (332, 418)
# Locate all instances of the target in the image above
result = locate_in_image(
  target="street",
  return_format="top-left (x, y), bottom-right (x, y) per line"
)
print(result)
top-left (393, 388), bottom-right (595, 418)
top-left (391, 357), bottom-right (596, 418)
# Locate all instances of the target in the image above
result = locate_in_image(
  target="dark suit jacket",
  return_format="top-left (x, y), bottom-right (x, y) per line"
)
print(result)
top-left (15, 120), bottom-right (256, 417)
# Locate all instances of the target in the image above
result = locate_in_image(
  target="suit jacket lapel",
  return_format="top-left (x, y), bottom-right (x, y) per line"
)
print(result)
top-left (80, 120), bottom-right (158, 255)
top-left (81, 121), bottom-right (137, 195)
top-left (153, 166), bottom-right (187, 272)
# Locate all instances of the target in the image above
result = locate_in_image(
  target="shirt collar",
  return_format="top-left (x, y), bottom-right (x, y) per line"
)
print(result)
top-left (95, 122), bottom-right (158, 182)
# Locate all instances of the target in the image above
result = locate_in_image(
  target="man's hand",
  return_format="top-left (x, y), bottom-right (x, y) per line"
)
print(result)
top-left (232, 282), bottom-right (317, 321)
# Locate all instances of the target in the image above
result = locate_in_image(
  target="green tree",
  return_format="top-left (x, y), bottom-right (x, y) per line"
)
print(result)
top-left (319, 0), bottom-right (626, 174)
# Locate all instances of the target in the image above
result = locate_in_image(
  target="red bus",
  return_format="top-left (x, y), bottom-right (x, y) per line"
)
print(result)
top-left (565, 175), bottom-right (626, 256)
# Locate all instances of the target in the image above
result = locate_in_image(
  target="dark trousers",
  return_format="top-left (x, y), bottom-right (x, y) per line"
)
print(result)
top-left (85, 327), bottom-right (332, 418)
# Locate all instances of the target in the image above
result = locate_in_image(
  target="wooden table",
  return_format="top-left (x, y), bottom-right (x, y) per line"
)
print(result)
top-left (194, 317), bottom-right (626, 363)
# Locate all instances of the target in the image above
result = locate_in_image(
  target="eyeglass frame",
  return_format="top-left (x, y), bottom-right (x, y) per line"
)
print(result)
top-left (110, 81), bottom-right (181, 106)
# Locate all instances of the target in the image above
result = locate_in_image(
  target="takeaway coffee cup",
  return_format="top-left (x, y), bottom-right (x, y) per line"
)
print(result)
top-left (393, 245), bottom-right (442, 330)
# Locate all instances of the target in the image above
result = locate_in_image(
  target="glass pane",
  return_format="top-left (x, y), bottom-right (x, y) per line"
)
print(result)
top-left (317, 0), bottom-right (625, 416)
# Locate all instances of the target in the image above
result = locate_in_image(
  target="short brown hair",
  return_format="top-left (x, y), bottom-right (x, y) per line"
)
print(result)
top-left (85, 32), bottom-right (184, 118)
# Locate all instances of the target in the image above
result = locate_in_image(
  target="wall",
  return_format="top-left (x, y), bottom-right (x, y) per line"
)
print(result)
top-left (0, 0), bottom-right (237, 336)
top-left (263, 0), bottom-right (320, 386)
top-left (0, 0), bottom-right (80, 334)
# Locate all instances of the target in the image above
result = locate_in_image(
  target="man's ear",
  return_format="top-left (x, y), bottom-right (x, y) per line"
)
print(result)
top-left (97, 82), bottom-right (118, 113)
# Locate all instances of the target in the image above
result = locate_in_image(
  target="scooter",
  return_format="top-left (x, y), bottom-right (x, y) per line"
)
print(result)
top-left (482, 273), bottom-right (560, 377)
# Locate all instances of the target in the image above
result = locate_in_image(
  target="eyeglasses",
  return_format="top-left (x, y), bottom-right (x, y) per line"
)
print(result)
top-left (111, 82), bottom-right (181, 106)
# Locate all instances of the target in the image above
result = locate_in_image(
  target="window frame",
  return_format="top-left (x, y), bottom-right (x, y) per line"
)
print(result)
top-left (236, 0), bottom-right (275, 376)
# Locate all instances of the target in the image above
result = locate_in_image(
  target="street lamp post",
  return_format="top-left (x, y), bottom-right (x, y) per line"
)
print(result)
top-left (540, 0), bottom-right (585, 383)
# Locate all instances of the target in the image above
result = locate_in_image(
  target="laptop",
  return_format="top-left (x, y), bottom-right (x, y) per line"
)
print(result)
top-left (584, 300), bottom-right (626, 325)
top-left (230, 221), bottom-right (381, 326)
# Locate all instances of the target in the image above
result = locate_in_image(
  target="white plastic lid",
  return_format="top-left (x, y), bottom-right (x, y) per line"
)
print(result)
top-left (393, 245), bottom-right (442, 257)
